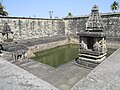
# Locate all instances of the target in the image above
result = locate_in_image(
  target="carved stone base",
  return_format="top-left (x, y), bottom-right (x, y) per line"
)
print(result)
top-left (76, 59), bottom-right (98, 68)
top-left (76, 53), bottom-right (106, 68)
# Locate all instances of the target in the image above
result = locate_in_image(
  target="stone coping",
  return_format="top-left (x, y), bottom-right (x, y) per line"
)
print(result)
top-left (71, 48), bottom-right (120, 90)
top-left (0, 58), bottom-right (58, 90)
top-left (64, 12), bottom-right (120, 19)
top-left (1, 35), bottom-right (69, 47)
top-left (17, 35), bottom-right (69, 47)
top-left (78, 32), bottom-right (106, 37)
top-left (79, 49), bottom-right (104, 56)
top-left (0, 12), bottom-right (119, 20)
top-left (0, 16), bottom-right (62, 20)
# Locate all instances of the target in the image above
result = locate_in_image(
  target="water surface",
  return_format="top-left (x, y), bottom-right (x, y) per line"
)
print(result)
top-left (32, 44), bottom-right (78, 67)
top-left (32, 44), bottom-right (116, 68)
top-left (106, 48), bottom-right (117, 57)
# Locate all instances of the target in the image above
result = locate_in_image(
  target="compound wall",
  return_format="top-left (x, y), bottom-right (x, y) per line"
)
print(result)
top-left (64, 13), bottom-right (120, 37)
top-left (0, 13), bottom-right (120, 41)
top-left (0, 17), bottom-right (65, 41)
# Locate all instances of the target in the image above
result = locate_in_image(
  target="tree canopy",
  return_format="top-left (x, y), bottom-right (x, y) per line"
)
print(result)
top-left (0, 3), bottom-right (8, 16)
top-left (67, 12), bottom-right (73, 17)
top-left (111, 1), bottom-right (119, 12)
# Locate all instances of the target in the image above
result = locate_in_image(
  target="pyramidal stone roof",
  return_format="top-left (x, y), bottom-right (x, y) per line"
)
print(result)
top-left (86, 5), bottom-right (104, 32)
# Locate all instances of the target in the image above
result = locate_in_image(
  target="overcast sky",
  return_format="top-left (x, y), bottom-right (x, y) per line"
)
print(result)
top-left (3, 0), bottom-right (120, 18)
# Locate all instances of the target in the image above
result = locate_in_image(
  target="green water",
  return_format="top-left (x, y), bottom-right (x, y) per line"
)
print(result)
top-left (32, 44), bottom-right (116, 68)
top-left (106, 48), bottom-right (117, 57)
top-left (32, 44), bottom-right (79, 67)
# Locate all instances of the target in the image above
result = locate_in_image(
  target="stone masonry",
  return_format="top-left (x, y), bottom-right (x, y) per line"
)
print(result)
top-left (64, 13), bottom-right (120, 36)
top-left (0, 12), bottom-right (119, 41)
top-left (0, 17), bottom-right (65, 41)
top-left (77, 5), bottom-right (107, 68)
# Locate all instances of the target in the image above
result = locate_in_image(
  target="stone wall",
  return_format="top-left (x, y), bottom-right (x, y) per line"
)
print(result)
top-left (15, 35), bottom-right (78, 53)
top-left (28, 39), bottom-right (69, 53)
top-left (0, 17), bottom-right (65, 41)
top-left (64, 16), bottom-right (88, 35)
top-left (102, 14), bottom-right (120, 37)
top-left (0, 13), bottom-right (120, 41)
top-left (64, 13), bottom-right (120, 37)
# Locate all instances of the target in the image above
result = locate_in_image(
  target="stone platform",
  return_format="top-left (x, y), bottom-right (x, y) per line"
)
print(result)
top-left (0, 58), bottom-right (58, 90)
top-left (11, 59), bottom-right (92, 90)
top-left (72, 48), bottom-right (120, 90)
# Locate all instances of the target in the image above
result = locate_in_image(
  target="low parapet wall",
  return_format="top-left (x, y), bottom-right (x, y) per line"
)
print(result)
top-left (71, 48), bottom-right (120, 90)
top-left (0, 58), bottom-right (58, 90)
top-left (16, 35), bottom-right (79, 53)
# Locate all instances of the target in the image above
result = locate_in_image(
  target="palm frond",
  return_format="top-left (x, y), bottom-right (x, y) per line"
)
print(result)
top-left (110, 1), bottom-right (119, 12)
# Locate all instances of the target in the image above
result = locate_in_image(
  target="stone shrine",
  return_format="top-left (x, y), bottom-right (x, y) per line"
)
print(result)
top-left (0, 22), bottom-right (13, 41)
top-left (76, 5), bottom-right (107, 68)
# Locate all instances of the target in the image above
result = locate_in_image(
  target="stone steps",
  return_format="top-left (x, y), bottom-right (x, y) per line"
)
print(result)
top-left (11, 59), bottom-right (92, 90)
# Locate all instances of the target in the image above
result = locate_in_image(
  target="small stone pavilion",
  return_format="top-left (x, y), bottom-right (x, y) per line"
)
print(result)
top-left (77, 5), bottom-right (107, 68)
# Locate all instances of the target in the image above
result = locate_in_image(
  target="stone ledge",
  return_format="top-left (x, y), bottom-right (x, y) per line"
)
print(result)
top-left (0, 16), bottom-right (62, 20)
top-left (16, 35), bottom-right (69, 47)
top-left (71, 48), bottom-right (120, 90)
top-left (0, 58), bottom-right (58, 90)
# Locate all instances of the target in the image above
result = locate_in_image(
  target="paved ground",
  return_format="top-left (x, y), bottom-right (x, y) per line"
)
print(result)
top-left (11, 59), bottom-right (92, 90)
top-left (71, 48), bottom-right (120, 90)
top-left (0, 58), bottom-right (58, 90)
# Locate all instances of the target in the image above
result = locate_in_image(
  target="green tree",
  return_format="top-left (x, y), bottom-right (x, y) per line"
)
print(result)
top-left (0, 3), bottom-right (8, 16)
top-left (111, 1), bottom-right (119, 12)
top-left (67, 12), bottom-right (73, 17)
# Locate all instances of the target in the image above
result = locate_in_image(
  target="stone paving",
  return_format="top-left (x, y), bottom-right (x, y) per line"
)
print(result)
top-left (71, 48), bottom-right (120, 90)
top-left (12, 58), bottom-right (92, 90)
top-left (0, 58), bottom-right (58, 90)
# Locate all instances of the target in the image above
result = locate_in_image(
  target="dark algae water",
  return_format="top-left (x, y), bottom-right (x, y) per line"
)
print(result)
top-left (106, 48), bottom-right (117, 57)
top-left (32, 44), bottom-right (116, 68)
top-left (32, 44), bottom-right (79, 67)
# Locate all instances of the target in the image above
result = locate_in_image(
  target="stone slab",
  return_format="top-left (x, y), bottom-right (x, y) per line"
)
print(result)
top-left (78, 32), bottom-right (106, 37)
top-left (0, 58), bottom-right (58, 90)
top-left (71, 48), bottom-right (120, 90)
top-left (12, 58), bottom-right (92, 89)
